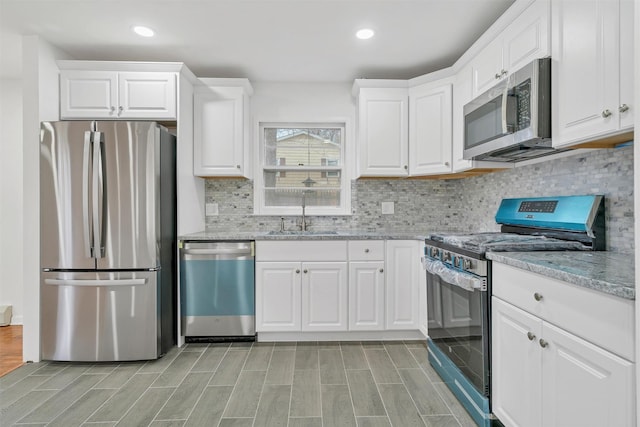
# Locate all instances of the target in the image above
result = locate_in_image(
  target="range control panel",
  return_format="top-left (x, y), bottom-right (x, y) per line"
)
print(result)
top-left (495, 195), bottom-right (603, 232)
top-left (518, 200), bottom-right (558, 213)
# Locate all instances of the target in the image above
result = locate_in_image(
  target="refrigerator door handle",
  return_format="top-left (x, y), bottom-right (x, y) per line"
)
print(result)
top-left (83, 131), bottom-right (93, 258)
top-left (45, 278), bottom-right (147, 286)
top-left (92, 131), bottom-right (106, 258)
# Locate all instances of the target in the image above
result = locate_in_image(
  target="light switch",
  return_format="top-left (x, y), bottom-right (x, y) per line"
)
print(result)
top-left (381, 201), bottom-right (394, 214)
top-left (206, 203), bottom-right (219, 216)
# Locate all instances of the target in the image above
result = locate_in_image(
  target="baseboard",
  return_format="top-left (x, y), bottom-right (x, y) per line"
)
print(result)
top-left (10, 315), bottom-right (23, 325)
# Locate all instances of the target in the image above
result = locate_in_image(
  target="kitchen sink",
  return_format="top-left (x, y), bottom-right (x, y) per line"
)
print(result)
top-left (267, 230), bottom-right (339, 235)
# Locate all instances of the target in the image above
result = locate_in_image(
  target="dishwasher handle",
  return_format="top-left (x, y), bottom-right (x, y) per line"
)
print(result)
top-left (183, 248), bottom-right (253, 256)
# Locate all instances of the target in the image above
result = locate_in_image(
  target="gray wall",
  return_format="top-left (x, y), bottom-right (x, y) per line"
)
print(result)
top-left (205, 145), bottom-right (634, 253)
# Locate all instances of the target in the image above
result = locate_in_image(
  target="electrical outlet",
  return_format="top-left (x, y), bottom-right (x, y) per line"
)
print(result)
top-left (381, 201), bottom-right (394, 215)
top-left (205, 203), bottom-right (219, 216)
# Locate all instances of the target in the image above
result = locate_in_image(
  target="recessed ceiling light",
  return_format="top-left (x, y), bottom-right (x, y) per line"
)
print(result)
top-left (356, 28), bottom-right (375, 40)
top-left (132, 26), bottom-right (155, 37)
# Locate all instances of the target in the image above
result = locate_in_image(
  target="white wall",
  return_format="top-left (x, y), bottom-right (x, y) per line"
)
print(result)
top-left (0, 79), bottom-right (24, 324)
top-left (22, 35), bottom-right (72, 362)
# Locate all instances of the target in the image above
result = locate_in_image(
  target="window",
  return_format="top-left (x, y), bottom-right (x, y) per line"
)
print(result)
top-left (255, 123), bottom-right (350, 215)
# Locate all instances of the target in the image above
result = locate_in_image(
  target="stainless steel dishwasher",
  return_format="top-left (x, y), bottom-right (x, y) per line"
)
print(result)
top-left (180, 241), bottom-right (255, 340)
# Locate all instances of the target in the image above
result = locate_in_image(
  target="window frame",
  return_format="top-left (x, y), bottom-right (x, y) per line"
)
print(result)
top-left (254, 121), bottom-right (351, 216)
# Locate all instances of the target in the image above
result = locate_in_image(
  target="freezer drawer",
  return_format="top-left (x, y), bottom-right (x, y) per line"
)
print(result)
top-left (41, 270), bottom-right (160, 361)
top-left (180, 241), bottom-right (255, 337)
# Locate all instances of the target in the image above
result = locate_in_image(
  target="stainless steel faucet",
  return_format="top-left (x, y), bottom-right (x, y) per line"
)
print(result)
top-left (300, 191), bottom-right (308, 231)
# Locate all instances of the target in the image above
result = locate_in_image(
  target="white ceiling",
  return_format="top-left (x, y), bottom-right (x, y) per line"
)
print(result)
top-left (0, 0), bottom-right (514, 82)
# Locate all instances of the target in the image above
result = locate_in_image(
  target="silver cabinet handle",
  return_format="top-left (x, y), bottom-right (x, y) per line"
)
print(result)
top-left (295, 269), bottom-right (300, 274)
top-left (527, 332), bottom-right (536, 341)
top-left (364, 248), bottom-right (370, 253)
top-left (602, 109), bottom-right (612, 118)
top-left (444, 162), bottom-right (449, 166)
top-left (404, 165), bottom-right (408, 170)
top-left (534, 293), bottom-right (543, 301)
top-left (539, 339), bottom-right (549, 348)
top-left (501, 69), bottom-right (508, 77)
top-left (303, 269), bottom-right (308, 274)
top-left (379, 268), bottom-right (384, 273)
top-left (619, 104), bottom-right (629, 113)
top-left (110, 106), bottom-right (116, 114)
top-left (236, 165), bottom-right (241, 169)
top-left (495, 73), bottom-right (501, 79)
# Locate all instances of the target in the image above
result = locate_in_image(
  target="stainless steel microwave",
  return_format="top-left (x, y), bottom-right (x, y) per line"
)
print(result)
top-left (463, 57), bottom-right (554, 162)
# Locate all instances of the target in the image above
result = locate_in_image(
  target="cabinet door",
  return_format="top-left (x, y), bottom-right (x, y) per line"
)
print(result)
top-left (357, 88), bottom-right (409, 177)
top-left (385, 240), bottom-right (421, 329)
top-left (60, 70), bottom-right (118, 119)
top-left (118, 72), bottom-right (176, 119)
top-left (348, 261), bottom-right (385, 331)
top-left (541, 322), bottom-right (635, 427)
top-left (301, 262), bottom-right (348, 331)
top-left (193, 88), bottom-right (246, 177)
top-left (255, 262), bottom-right (301, 332)
top-left (471, 37), bottom-right (504, 98)
top-left (492, 297), bottom-right (543, 427)
top-left (618, 0), bottom-right (634, 130)
top-left (551, 0), bottom-right (620, 147)
top-left (452, 65), bottom-right (474, 172)
top-left (502, 0), bottom-right (550, 74)
top-left (408, 82), bottom-right (452, 176)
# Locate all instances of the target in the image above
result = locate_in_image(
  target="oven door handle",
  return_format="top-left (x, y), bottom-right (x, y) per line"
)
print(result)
top-left (422, 257), bottom-right (487, 292)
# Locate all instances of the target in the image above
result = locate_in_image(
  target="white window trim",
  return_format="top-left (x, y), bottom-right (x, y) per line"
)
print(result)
top-left (254, 121), bottom-right (352, 216)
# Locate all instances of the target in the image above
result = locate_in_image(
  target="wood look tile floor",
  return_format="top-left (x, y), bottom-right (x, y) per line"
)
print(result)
top-left (0, 340), bottom-right (477, 427)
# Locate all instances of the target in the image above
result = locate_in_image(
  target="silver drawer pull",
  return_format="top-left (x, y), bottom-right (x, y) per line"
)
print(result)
top-left (533, 292), bottom-right (543, 301)
top-left (539, 339), bottom-right (549, 348)
top-left (527, 332), bottom-right (536, 341)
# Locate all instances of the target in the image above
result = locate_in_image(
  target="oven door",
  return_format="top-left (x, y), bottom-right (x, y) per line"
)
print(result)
top-left (426, 266), bottom-right (490, 397)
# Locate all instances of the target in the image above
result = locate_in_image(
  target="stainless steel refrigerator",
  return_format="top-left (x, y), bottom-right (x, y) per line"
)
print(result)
top-left (40, 121), bottom-right (176, 361)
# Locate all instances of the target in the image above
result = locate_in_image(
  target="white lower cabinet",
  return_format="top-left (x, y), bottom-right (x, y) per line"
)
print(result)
top-left (256, 239), bottom-right (424, 337)
top-left (255, 262), bottom-right (301, 332)
top-left (492, 263), bottom-right (636, 427)
top-left (385, 240), bottom-right (422, 330)
top-left (348, 261), bottom-right (385, 330)
top-left (257, 262), bottom-right (349, 332)
top-left (301, 262), bottom-right (348, 331)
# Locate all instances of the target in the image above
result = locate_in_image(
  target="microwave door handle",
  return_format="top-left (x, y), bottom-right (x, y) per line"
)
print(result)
top-left (501, 84), bottom-right (510, 135)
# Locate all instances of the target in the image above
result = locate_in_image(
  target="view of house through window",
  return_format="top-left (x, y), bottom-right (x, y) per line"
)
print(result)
top-left (258, 123), bottom-right (346, 214)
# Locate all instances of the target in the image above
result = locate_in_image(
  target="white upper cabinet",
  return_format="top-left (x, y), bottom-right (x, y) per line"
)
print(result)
top-left (408, 80), bottom-right (453, 175)
top-left (193, 80), bottom-right (253, 178)
top-left (60, 70), bottom-right (176, 119)
top-left (355, 85), bottom-right (409, 177)
top-left (471, 0), bottom-right (549, 98)
top-left (551, 0), bottom-right (634, 148)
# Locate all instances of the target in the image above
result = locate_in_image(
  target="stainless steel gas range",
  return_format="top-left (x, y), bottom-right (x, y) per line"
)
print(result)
top-left (423, 195), bottom-right (605, 427)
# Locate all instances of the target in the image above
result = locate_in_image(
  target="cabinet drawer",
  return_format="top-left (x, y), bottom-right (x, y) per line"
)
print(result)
top-left (348, 241), bottom-right (385, 261)
top-left (492, 262), bottom-right (635, 361)
top-left (256, 241), bottom-right (347, 262)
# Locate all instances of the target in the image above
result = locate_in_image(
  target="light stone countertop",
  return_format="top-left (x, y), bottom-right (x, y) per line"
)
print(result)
top-left (180, 230), bottom-right (428, 241)
top-left (486, 251), bottom-right (635, 300)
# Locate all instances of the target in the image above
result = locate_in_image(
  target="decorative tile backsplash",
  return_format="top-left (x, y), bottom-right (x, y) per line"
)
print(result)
top-left (205, 145), bottom-right (634, 253)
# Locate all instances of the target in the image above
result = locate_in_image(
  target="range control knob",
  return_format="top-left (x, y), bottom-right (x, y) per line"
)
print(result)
top-left (453, 256), bottom-right (459, 267)
top-left (443, 252), bottom-right (452, 263)
top-left (462, 259), bottom-right (472, 270)
top-left (432, 248), bottom-right (440, 258)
